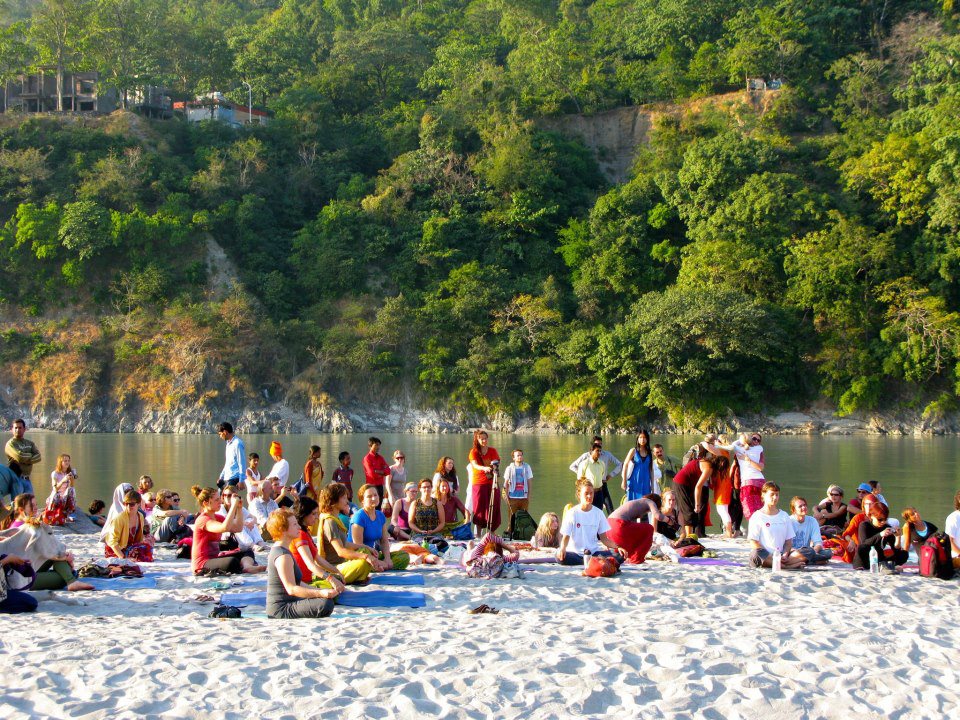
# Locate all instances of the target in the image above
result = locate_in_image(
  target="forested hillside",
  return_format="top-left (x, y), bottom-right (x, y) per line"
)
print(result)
top-left (1, 0), bottom-right (959, 431)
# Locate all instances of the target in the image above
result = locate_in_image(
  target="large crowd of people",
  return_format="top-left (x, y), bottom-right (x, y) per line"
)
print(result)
top-left (2, 419), bottom-right (959, 616)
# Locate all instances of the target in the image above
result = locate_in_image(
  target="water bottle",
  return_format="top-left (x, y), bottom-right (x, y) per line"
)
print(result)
top-left (772, 548), bottom-right (782, 572)
top-left (583, 549), bottom-right (591, 567)
top-left (869, 546), bottom-right (879, 574)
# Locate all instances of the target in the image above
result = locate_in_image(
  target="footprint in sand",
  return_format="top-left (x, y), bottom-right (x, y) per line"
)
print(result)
top-left (186, 671), bottom-right (207, 685)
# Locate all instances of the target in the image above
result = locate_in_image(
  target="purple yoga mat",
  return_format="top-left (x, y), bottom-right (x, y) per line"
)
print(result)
top-left (678, 557), bottom-right (743, 567)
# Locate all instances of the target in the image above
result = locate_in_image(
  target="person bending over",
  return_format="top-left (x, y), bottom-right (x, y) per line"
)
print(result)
top-left (606, 496), bottom-right (663, 564)
top-left (556, 478), bottom-right (627, 566)
top-left (747, 482), bottom-right (805, 570)
top-left (266, 508), bottom-right (340, 619)
top-left (789, 496), bottom-right (832, 564)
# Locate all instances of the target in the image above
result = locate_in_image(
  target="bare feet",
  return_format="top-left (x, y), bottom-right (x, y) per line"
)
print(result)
top-left (67, 580), bottom-right (95, 591)
top-left (242, 564), bottom-right (266, 573)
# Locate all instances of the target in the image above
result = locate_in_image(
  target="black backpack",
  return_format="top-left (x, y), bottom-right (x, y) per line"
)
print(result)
top-left (511, 509), bottom-right (538, 541)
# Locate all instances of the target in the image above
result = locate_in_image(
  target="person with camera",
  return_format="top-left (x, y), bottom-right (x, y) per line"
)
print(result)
top-left (190, 485), bottom-right (263, 575)
top-left (467, 429), bottom-right (501, 533)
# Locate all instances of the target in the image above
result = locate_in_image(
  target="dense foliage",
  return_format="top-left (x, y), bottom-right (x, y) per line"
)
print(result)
top-left (1, 0), bottom-right (960, 426)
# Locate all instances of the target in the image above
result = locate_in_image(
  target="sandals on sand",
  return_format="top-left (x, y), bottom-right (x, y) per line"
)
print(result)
top-left (469, 604), bottom-right (499, 615)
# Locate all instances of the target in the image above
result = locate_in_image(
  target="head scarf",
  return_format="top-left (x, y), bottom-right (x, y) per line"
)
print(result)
top-left (270, 441), bottom-right (282, 457)
top-left (100, 483), bottom-right (133, 540)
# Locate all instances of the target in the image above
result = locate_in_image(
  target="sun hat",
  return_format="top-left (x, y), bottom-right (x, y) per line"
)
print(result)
top-left (856, 482), bottom-right (871, 492)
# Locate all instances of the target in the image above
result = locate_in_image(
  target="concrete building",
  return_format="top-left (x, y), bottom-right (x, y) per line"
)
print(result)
top-left (3, 68), bottom-right (116, 113)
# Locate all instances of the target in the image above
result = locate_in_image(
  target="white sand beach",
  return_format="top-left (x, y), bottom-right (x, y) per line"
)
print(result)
top-left (2, 530), bottom-right (959, 720)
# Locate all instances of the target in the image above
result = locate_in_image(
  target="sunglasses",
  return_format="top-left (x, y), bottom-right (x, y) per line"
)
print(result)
top-left (124, 501), bottom-right (139, 507)
top-left (829, 493), bottom-right (841, 497)
top-left (395, 456), bottom-right (405, 460)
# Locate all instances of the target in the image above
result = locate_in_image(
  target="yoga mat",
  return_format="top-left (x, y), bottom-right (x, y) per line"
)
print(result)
top-left (678, 558), bottom-right (743, 567)
top-left (369, 574), bottom-right (425, 586)
top-left (240, 574), bottom-right (424, 587)
top-left (518, 556), bottom-right (558, 564)
top-left (338, 590), bottom-right (426, 608)
top-left (80, 576), bottom-right (159, 590)
top-left (221, 589), bottom-right (428, 609)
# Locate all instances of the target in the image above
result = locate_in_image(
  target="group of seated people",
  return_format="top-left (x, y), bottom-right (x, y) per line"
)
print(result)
top-left (4, 464), bottom-right (960, 617)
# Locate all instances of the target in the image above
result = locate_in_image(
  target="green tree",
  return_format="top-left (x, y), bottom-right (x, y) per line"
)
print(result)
top-left (28, 0), bottom-right (91, 111)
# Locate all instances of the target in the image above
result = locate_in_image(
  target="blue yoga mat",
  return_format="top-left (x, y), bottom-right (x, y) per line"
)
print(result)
top-left (369, 574), bottom-right (425, 586)
top-left (221, 589), bottom-right (427, 609)
top-left (337, 590), bottom-right (426, 608)
top-left (240, 573), bottom-right (424, 587)
top-left (79, 576), bottom-right (159, 590)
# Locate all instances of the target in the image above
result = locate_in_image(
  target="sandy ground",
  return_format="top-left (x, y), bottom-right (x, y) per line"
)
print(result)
top-left (2, 531), bottom-right (959, 720)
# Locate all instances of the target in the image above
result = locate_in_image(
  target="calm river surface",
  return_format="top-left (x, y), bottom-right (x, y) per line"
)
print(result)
top-left (20, 432), bottom-right (960, 528)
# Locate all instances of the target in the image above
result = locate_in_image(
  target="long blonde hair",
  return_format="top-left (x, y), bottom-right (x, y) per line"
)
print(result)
top-left (533, 512), bottom-right (560, 548)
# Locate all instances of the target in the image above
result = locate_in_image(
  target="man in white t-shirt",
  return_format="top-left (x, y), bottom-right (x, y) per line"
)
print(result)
top-left (747, 481), bottom-right (806, 570)
top-left (945, 490), bottom-right (960, 570)
top-left (503, 449), bottom-right (533, 538)
top-left (556, 478), bottom-right (626, 566)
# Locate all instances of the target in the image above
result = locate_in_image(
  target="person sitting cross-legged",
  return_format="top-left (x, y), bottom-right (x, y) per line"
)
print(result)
top-left (555, 478), bottom-right (626, 567)
top-left (748, 482), bottom-right (806, 570)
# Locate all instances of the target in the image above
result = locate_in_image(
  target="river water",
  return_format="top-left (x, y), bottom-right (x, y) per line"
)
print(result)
top-left (18, 432), bottom-right (960, 528)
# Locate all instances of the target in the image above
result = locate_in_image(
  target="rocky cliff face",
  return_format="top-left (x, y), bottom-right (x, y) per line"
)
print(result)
top-left (3, 388), bottom-right (958, 436)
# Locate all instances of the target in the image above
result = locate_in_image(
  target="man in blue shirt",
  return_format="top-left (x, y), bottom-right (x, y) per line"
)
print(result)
top-left (789, 496), bottom-right (832, 564)
top-left (217, 421), bottom-right (246, 490)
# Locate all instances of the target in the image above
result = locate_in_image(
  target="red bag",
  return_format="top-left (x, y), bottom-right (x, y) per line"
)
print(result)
top-left (583, 556), bottom-right (619, 578)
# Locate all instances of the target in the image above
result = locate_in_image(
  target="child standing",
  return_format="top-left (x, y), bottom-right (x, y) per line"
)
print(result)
top-left (332, 451), bottom-right (354, 501)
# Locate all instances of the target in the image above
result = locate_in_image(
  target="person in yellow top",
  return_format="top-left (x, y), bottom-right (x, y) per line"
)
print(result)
top-left (6, 419), bottom-right (41, 494)
top-left (576, 443), bottom-right (609, 510)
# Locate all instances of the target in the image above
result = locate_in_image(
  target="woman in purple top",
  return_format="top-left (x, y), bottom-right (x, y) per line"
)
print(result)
top-left (390, 481), bottom-right (417, 540)
top-left (436, 478), bottom-right (470, 534)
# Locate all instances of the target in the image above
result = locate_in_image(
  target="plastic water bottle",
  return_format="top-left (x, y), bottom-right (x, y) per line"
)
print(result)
top-left (869, 546), bottom-right (879, 574)
top-left (772, 548), bottom-right (782, 572)
top-left (583, 549), bottom-right (591, 567)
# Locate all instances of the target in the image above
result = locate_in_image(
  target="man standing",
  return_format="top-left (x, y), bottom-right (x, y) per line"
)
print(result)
top-left (652, 444), bottom-right (678, 495)
top-left (362, 437), bottom-right (391, 508)
top-left (6, 419), bottom-right (40, 495)
top-left (216, 421), bottom-right (246, 490)
top-left (569, 435), bottom-right (622, 513)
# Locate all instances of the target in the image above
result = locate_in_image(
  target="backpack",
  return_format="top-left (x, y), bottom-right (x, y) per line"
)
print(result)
top-left (511, 509), bottom-right (538, 541)
top-left (292, 473), bottom-right (310, 497)
top-left (671, 535), bottom-right (705, 558)
top-left (919, 532), bottom-right (954, 580)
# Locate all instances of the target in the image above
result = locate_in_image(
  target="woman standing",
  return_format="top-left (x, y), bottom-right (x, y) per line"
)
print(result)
top-left (622, 430), bottom-right (655, 501)
top-left (432, 457), bottom-right (460, 494)
top-left (408, 477), bottom-right (446, 536)
top-left (467, 430), bottom-right (501, 533)
top-left (302, 446), bottom-right (324, 535)
top-left (266, 508), bottom-right (339, 619)
top-left (387, 450), bottom-right (407, 509)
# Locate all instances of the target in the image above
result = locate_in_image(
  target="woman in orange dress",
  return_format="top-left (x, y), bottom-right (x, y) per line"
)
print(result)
top-left (467, 430), bottom-right (501, 533)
